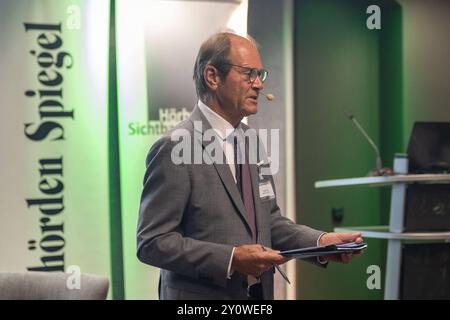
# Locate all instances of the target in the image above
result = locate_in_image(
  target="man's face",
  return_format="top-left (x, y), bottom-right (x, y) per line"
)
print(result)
top-left (216, 38), bottom-right (264, 119)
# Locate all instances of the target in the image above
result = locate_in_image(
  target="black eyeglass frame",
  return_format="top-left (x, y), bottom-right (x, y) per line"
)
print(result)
top-left (220, 63), bottom-right (268, 83)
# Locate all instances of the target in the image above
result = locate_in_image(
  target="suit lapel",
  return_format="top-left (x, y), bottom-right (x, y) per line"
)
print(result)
top-left (189, 107), bottom-right (254, 236)
top-left (213, 163), bottom-right (254, 235)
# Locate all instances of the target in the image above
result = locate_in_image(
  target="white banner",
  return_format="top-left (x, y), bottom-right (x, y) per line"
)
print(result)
top-left (0, 0), bottom-right (111, 295)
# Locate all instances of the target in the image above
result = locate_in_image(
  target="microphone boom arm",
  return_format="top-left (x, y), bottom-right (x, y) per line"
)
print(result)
top-left (346, 112), bottom-right (382, 173)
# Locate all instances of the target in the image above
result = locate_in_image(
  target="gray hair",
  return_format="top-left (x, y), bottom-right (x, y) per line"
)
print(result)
top-left (193, 32), bottom-right (234, 101)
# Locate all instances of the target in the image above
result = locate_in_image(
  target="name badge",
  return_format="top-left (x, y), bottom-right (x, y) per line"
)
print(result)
top-left (259, 180), bottom-right (275, 200)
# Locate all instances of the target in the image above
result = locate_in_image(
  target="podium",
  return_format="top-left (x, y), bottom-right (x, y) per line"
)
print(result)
top-left (315, 157), bottom-right (450, 299)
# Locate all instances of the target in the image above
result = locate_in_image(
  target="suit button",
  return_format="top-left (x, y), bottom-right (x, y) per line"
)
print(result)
top-left (242, 281), bottom-right (248, 289)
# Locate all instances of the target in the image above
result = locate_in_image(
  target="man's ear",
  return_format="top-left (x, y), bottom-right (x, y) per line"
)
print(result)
top-left (204, 65), bottom-right (221, 92)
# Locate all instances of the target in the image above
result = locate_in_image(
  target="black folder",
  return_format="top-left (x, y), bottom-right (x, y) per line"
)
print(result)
top-left (280, 242), bottom-right (367, 259)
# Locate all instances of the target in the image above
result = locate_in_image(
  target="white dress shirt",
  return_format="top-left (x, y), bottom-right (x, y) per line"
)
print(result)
top-left (197, 99), bottom-right (243, 183)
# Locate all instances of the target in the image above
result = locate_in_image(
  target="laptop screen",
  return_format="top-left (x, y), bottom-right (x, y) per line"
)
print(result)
top-left (407, 122), bottom-right (450, 173)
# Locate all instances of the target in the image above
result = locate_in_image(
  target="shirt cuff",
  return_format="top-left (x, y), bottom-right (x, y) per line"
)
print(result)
top-left (226, 247), bottom-right (236, 279)
top-left (317, 232), bottom-right (327, 246)
top-left (316, 232), bottom-right (328, 265)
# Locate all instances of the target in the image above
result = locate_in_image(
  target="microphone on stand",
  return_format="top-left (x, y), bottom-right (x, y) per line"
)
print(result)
top-left (344, 111), bottom-right (394, 176)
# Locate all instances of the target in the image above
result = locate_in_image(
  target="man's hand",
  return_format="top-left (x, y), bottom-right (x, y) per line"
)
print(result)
top-left (318, 232), bottom-right (364, 264)
top-left (231, 244), bottom-right (290, 277)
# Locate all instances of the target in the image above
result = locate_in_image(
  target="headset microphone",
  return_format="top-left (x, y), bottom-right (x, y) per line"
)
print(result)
top-left (262, 92), bottom-right (274, 101)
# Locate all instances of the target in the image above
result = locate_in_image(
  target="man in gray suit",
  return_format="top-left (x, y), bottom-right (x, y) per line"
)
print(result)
top-left (137, 32), bottom-right (363, 300)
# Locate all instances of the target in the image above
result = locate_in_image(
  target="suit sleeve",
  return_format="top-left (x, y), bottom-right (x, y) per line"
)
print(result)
top-left (270, 198), bottom-right (324, 251)
top-left (267, 175), bottom-right (328, 267)
top-left (136, 136), bottom-right (234, 288)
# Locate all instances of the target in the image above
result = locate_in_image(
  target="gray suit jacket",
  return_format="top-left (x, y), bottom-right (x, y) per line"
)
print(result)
top-left (137, 106), bottom-right (324, 300)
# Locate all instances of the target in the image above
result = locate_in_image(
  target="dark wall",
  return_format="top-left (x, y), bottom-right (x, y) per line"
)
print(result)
top-left (294, 0), bottom-right (389, 299)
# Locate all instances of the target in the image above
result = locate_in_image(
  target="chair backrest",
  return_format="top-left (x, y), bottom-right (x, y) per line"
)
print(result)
top-left (0, 272), bottom-right (109, 300)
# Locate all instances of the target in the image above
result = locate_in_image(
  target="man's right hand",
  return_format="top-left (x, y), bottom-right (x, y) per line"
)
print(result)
top-left (231, 244), bottom-right (290, 277)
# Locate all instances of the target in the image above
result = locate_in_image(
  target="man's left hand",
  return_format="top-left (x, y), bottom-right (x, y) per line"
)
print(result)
top-left (318, 232), bottom-right (364, 264)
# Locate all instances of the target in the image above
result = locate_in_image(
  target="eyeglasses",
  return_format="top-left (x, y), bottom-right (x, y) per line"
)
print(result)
top-left (222, 63), bottom-right (268, 83)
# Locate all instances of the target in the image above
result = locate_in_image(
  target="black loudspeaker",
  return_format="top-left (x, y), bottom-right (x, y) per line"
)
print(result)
top-left (401, 243), bottom-right (450, 299)
top-left (404, 184), bottom-right (450, 232)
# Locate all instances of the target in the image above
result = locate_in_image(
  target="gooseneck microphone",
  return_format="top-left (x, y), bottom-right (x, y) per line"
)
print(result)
top-left (345, 111), bottom-right (393, 176)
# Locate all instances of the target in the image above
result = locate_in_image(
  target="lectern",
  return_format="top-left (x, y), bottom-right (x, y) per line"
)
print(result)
top-left (315, 156), bottom-right (450, 299)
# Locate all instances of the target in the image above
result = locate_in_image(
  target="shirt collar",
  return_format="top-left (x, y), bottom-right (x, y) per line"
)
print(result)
top-left (197, 100), bottom-right (242, 140)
